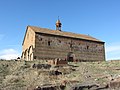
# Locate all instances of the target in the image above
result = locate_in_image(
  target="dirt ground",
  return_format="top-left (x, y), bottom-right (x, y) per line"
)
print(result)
top-left (0, 60), bottom-right (120, 90)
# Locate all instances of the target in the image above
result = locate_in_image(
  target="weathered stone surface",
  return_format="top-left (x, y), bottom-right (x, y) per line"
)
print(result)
top-left (32, 64), bottom-right (51, 69)
top-left (48, 59), bottom-right (68, 66)
top-left (109, 78), bottom-right (120, 89)
top-left (49, 70), bottom-right (62, 76)
top-left (33, 85), bottom-right (65, 90)
top-left (71, 84), bottom-right (108, 90)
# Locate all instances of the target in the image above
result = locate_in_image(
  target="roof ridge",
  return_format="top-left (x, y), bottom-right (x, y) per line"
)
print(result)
top-left (28, 26), bottom-right (103, 42)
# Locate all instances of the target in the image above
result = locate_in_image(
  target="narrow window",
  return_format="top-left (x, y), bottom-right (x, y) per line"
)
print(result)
top-left (87, 46), bottom-right (89, 49)
top-left (59, 40), bottom-right (61, 43)
top-left (70, 43), bottom-right (72, 48)
top-left (48, 41), bottom-right (50, 46)
top-left (40, 38), bottom-right (42, 41)
top-left (96, 45), bottom-right (97, 47)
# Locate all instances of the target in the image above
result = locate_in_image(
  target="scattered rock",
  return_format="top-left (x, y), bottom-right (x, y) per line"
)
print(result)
top-left (71, 84), bottom-right (109, 90)
top-left (49, 70), bottom-right (62, 76)
top-left (109, 78), bottom-right (120, 89)
top-left (32, 64), bottom-right (51, 69)
top-left (33, 84), bottom-right (65, 90)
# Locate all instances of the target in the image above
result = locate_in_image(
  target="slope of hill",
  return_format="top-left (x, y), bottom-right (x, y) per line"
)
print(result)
top-left (0, 60), bottom-right (120, 90)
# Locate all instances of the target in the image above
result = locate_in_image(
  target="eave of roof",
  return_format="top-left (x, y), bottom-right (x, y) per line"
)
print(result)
top-left (22, 26), bottom-right (29, 45)
top-left (28, 26), bottom-right (104, 43)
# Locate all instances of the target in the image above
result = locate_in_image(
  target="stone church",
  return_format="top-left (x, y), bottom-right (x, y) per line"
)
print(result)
top-left (21, 19), bottom-right (105, 61)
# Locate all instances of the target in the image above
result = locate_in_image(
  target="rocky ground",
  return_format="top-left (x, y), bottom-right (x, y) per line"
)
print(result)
top-left (0, 60), bottom-right (120, 90)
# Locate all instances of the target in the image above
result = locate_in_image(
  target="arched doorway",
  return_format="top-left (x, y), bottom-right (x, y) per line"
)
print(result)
top-left (28, 45), bottom-right (33, 61)
top-left (67, 52), bottom-right (75, 62)
top-left (25, 49), bottom-right (28, 61)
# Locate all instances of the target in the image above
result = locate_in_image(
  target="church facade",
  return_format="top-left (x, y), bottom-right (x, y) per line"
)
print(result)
top-left (21, 20), bottom-right (105, 61)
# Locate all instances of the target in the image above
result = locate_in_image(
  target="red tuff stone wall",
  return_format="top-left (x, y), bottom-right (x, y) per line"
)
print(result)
top-left (33, 33), bottom-right (105, 61)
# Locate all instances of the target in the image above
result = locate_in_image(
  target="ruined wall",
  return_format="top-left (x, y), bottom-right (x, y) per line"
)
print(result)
top-left (34, 33), bottom-right (105, 61)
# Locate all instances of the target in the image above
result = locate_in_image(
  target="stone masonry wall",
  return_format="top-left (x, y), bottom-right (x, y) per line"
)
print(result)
top-left (34, 33), bottom-right (105, 61)
top-left (22, 28), bottom-right (35, 60)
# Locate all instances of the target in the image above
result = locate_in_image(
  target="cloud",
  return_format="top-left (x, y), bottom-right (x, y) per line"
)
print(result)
top-left (0, 49), bottom-right (20, 60)
top-left (106, 43), bottom-right (120, 60)
top-left (106, 45), bottom-right (120, 53)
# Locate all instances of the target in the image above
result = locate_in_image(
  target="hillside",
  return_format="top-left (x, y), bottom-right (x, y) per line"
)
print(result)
top-left (0, 60), bottom-right (120, 90)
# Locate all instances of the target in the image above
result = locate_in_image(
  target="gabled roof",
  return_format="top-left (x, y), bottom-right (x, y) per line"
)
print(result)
top-left (29, 26), bottom-right (104, 43)
top-left (22, 25), bottom-right (104, 45)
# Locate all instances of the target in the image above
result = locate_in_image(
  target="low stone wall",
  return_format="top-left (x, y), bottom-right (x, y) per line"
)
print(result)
top-left (48, 59), bottom-right (68, 66)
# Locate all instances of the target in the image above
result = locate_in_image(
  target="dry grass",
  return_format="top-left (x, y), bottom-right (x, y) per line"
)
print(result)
top-left (0, 60), bottom-right (120, 89)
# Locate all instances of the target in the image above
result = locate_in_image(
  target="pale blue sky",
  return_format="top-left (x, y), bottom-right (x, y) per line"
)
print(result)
top-left (0, 0), bottom-right (120, 60)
